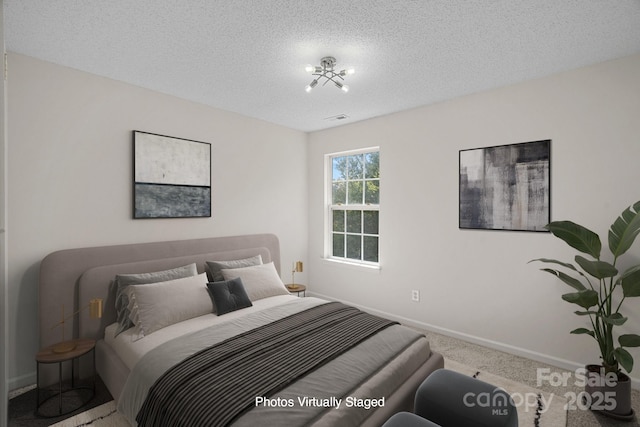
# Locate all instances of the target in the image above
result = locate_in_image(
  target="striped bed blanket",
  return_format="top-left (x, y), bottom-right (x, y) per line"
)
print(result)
top-left (135, 302), bottom-right (398, 427)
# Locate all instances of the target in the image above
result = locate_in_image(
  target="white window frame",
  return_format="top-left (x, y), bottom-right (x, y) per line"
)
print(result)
top-left (324, 147), bottom-right (380, 268)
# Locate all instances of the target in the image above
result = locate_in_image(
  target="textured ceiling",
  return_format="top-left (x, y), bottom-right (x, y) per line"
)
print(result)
top-left (5, 1), bottom-right (640, 132)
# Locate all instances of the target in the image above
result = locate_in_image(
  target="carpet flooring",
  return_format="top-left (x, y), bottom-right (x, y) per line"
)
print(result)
top-left (8, 329), bottom-right (639, 426)
top-left (422, 329), bottom-right (639, 427)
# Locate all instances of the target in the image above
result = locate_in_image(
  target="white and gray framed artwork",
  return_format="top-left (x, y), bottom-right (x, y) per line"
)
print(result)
top-left (459, 139), bottom-right (550, 231)
top-left (133, 131), bottom-right (212, 218)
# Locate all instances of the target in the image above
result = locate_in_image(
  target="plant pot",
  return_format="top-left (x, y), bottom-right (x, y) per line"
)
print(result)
top-left (583, 364), bottom-right (635, 421)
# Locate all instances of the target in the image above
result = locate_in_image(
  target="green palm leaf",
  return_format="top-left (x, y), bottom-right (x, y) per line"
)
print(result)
top-left (599, 312), bottom-right (627, 326)
top-left (571, 328), bottom-right (595, 338)
top-left (621, 265), bottom-right (640, 297)
top-left (540, 268), bottom-right (586, 291)
top-left (614, 348), bottom-right (633, 373)
top-left (575, 256), bottom-right (617, 279)
top-left (619, 334), bottom-right (640, 347)
top-left (546, 221), bottom-right (601, 259)
top-left (529, 258), bottom-right (578, 271)
top-left (609, 201), bottom-right (640, 258)
top-left (562, 290), bottom-right (598, 309)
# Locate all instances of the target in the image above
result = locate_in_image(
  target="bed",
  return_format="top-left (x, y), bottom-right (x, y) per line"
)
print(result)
top-left (39, 233), bottom-right (444, 426)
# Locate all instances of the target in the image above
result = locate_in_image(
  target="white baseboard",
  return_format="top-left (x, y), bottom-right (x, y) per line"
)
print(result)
top-left (8, 372), bottom-right (36, 396)
top-left (8, 384), bottom-right (36, 400)
top-left (309, 291), bottom-right (640, 391)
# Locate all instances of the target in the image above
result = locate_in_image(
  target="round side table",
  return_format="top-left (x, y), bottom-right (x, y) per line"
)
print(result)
top-left (35, 338), bottom-right (96, 418)
top-left (286, 284), bottom-right (306, 297)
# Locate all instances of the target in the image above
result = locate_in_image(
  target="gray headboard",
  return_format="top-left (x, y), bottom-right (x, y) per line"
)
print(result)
top-left (39, 233), bottom-right (280, 348)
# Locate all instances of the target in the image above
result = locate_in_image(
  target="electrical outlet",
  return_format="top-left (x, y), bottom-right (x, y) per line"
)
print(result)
top-left (411, 290), bottom-right (420, 302)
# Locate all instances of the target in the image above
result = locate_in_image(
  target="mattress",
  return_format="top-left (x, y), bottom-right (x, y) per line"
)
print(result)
top-left (106, 296), bottom-right (433, 426)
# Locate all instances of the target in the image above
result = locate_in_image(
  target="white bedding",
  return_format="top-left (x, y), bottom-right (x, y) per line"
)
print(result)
top-left (104, 294), bottom-right (299, 370)
top-left (114, 295), bottom-right (432, 427)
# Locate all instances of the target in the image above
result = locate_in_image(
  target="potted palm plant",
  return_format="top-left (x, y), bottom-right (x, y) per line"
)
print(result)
top-left (531, 200), bottom-right (640, 419)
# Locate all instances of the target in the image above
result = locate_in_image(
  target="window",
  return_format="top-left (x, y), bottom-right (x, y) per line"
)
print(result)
top-left (327, 148), bottom-right (379, 265)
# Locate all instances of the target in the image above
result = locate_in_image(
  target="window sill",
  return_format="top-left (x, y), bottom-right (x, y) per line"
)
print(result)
top-left (322, 257), bottom-right (381, 272)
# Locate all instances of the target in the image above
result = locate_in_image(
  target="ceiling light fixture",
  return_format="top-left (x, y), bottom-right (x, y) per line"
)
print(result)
top-left (305, 56), bottom-right (354, 93)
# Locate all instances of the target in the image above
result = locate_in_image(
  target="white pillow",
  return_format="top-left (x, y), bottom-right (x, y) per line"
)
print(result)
top-left (206, 254), bottom-right (263, 282)
top-left (127, 273), bottom-right (212, 340)
top-left (220, 262), bottom-right (289, 301)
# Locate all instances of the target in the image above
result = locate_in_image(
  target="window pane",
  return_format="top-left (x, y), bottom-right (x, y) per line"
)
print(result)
top-left (346, 210), bottom-right (361, 233)
top-left (333, 233), bottom-right (345, 257)
top-left (364, 236), bottom-right (379, 262)
top-left (332, 182), bottom-right (346, 204)
top-left (332, 156), bottom-right (347, 181)
top-left (365, 179), bottom-right (379, 204)
top-left (332, 210), bottom-right (345, 232)
top-left (347, 155), bottom-right (364, 179)
top-left (347, 181), bottom-right (363, 204)
top-left (346, 234), bottom-right (361, 260)
top-left (363, 211), bottom-right (379, 235)
top-left (365, 152), bottom-right (379, 179)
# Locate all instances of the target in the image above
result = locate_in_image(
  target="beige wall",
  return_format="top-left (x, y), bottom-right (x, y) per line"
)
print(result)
top-left (7, 50), bottom-right (640, 394)
top-left (6, 53), bottom-right (308, 389)
top-left (308, 54), bottom-right (640, 386)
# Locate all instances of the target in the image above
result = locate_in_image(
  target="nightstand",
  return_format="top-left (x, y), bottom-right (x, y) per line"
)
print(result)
top-left (35, 338), bottom-right (96, 417)
top-left (286, 284), bottom-right (306, 297)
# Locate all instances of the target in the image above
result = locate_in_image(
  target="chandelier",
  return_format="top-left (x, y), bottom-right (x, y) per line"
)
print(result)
top-left (305, 56), bottom-right (354, 93)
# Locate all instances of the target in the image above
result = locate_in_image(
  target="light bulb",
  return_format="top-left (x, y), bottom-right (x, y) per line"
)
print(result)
top-left (335, 81), bottom-right (349, 92)
top-left (305, 79), bottom-right (318, 92)
top-left (305, 65), bottom-right (314, 73)
top-left (339, 68), bottom-right (355, 77)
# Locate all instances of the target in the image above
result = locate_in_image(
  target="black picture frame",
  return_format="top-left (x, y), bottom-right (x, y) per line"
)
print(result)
top-left (459, 139), bottom-right (550, 232)
top-left (133, 131), bottom-right (212, 219)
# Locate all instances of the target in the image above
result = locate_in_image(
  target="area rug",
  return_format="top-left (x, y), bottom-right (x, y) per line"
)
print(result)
top-left (446, 359), bottom-right (568, 427)
top-left (50, 361), bottom-right (568, 427)
top-left (48, 401), bottom-right (125, 427)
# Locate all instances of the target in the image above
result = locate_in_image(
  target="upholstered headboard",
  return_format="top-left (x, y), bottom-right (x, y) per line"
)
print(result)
top-left (39, 234), bottom-right (280, 349)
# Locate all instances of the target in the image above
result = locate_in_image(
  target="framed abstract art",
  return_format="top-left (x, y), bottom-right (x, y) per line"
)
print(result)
top-left (459, 139), bottom-right (550, 231)
top-left (133, 131), bottom-right (212, 219)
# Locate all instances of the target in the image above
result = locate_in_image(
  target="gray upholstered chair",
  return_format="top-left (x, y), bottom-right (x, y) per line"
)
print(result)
top-left (382, 411), bottom-right (441, 427)
top-left (383, 368), bottom-right (518, 427)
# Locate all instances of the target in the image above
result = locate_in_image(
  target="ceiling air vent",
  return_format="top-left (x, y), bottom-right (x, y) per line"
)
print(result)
top-left (324, 114), bottom-right (349, 122)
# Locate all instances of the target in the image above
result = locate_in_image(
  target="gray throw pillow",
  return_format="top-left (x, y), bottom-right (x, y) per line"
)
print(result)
top-left (206, 254), bottom-right (262, 282)
top-left (206, 277), bottom-right (253, 315)
top-left (220, 262), bottom-right (289, 302)
top-left (114, 263), bottom-right (198, 337)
